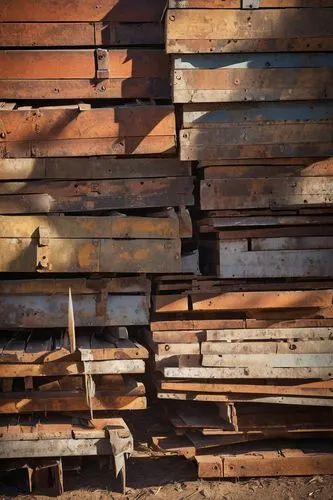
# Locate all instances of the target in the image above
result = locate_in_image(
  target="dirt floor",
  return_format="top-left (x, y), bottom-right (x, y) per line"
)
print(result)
top-left (1, 403), bottom-right (333, 499)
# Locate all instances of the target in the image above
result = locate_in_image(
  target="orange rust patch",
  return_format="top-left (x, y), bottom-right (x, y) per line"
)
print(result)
top-left (78, 242), bottom-right (98, 270)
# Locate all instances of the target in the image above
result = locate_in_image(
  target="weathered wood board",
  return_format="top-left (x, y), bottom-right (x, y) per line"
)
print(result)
top-left (169, 0), bottom-right (333, 7)
top-left (200, 177), bottom-right (333, 210)
top-left (166, 8), bottom-right (333, 53)
top-left (163, 366), bottom-right (333, 379)
top-left (216, 238), bottom-right (333, 278)
top-left (0, 215), bottom-right (181, 273)
top-left (0, 158), bottom-right (191, 181)
top-left (0, 49), bottom-right (170, 99)
top-left (173, 54), bottom-right (333, 103)
top-left (0, 277), bottom-right (150, 328)
top-left (0, 22), bottom-right (164, 46)
top-left (0, 177), bottom-right (194, 214)
top-left (180, 102), bottom-right (333, 160)
top-left (0, 0), bottom-right (167, 22)
top-left (0, 105), bottom-right (176, 158)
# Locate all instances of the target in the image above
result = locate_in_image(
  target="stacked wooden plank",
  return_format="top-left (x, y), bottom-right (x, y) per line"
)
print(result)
top-left (0, 2), bottom-right (194, 491)
top-left (154, 0), bottom-right (333, 471)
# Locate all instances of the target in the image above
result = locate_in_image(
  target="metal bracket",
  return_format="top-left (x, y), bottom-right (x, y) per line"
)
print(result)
top-left (96, 48), bottom-right (109, 79)
top-left (36, 226), bottom-right (52, 271)
top-left (242, 0), bottom-right (260, 8)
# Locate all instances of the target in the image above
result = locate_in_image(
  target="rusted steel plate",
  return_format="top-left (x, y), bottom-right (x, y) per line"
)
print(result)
top-left (166, 9), bottom-right (333, 53)
top-left (0, 50), bottom-right (170, 99)
top-left (0, 294), bottom-right (149, 327)
top-left (0, 158), bottom-right (192, 181)
top-left (181, 102), bottom-right (333, 160)
top-left (0, 105), bottom-right (176, 158)
top-left (173, 54), bottom-right (333, 103)
top-left (0, 0), bottom-right (167, 22)
top-left (0, 177), bottom-right (194, 213)
top-left (0, 22), bottom-right (163, 47)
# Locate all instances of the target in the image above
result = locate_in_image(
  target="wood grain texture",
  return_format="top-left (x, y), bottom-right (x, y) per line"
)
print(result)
top-left (167, 9), bottom-right (333, 53)
top-left (0, 105), bottom-right (176, 158)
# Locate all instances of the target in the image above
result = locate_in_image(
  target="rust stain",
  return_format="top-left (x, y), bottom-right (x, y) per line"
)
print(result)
top-left (78, 241), bottom-right (98, 269)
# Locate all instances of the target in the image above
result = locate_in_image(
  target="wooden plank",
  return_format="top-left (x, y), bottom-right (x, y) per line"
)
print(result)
top-left (0, 394), bottom-right (146, 414)
top-left (158, 392), bottom-right (333, 405)
top-left (0, 105), bottom-right (176, 158)
top-left (169, 0), bottom-right (332, 6)
top-left (155, 343), bottom-right (201, 356)
top-left (173, 54), bottom-right (333, 103)
top-left (0, 49), bottom-right (170, 100)
top-left (159, 380), bottom-right (333, 397)
top-left (166, 9), bottom-right (333, 53)
top-left (201, 340), bottom-right (333, 355)
top-left (192, 290), bottom-right (333, 311)
top-left (218, 246), bottom-right (333, 279)
top-left (202, 354), bottom-right (333, 368)
top-left (0, 22), bottom-right (163, 47)
top-left (0, 276), bottom-right (150, 295)
top-left (0, 360), bottom-right (145, 377)
top-left (164, 367), bottom-right (333, 379)
top-left (0, 215), bottom-right (179, 239)
top-left (205, 327), bottom-right (333, 341)
top-left (0, 295), bottom-right (149, 328)
top-left (0, 0), bottom-right (167, 22)
top-left (151, 319), bottom-right (245, 330)
top-left (201, 177), bottom-right (333, 210)
top-left (0, 177), bottom-right (194, 214)
top-left (0, 158), bottom-right (191, 181)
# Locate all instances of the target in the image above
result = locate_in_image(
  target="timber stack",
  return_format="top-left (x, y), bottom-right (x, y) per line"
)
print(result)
top-left (0, 0), bottom-right (194, 493)
top-left (149, 0), bottom-right (333, 479)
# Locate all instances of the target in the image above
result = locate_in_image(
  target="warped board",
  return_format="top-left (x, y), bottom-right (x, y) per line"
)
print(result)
top-left (196, 441), bottom-right (333, 478)
top-left (180, 102), bottom-right (333, 160)
top-left (0, 215), bottom-right (181, 273)
top-left (217, 238), bottom-right (333, 278)
top-left (0, 0), bottom-right (167, 22)
top-left (0, 277), bottom-right (150, 328)
top-left (0, 105), bottom-right (176, 158)
top-left (0, 177), bottom-right (194, 214)
top-left (0, 49), bottom-right (170, 100)
top-left (0, 158), bottom-right (191, 181)
top-left (0, 22), bottom-right (163, 47)
top-left (173, 53), bottom-right (333, 103)
top-left (158, 392), bottom-right (333, 405)
top-left (166, 8), bottom-right (333, 53)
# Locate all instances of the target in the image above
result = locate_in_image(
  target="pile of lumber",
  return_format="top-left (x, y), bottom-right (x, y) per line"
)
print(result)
top-left (145, 0), bottom-right (333, 479)
top-left (0, 1), bottom-right (194, 491)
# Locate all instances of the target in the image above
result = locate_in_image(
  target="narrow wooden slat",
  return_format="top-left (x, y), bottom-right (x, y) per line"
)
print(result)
top-left (201, 340), bottom-right (333, 355)
top-left (202, 354), bottom-right (333, 368)
top-left (163, 367), bottom-right (333, 379)
top-left (205, 327), bottom-right (333, 341)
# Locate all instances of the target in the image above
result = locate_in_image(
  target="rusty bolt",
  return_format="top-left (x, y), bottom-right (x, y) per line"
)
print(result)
top-left (169, 15), bottom-right (175, 21)
top-left (234, 78), bottom-right (240, 85)
top-left (0, 132), bottom-right (6, 139)
top-left (164, 345), bottom-right (170, 351)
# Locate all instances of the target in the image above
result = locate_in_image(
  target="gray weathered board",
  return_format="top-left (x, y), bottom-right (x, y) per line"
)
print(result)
top-left (173, 54), bottom-right (333, 103)
top-left (180, 101), bottom-right (333, 160)
top-left (0, 277), bottom-right (150, 328)
top-left (216, 238), bottom-right (333, 278)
